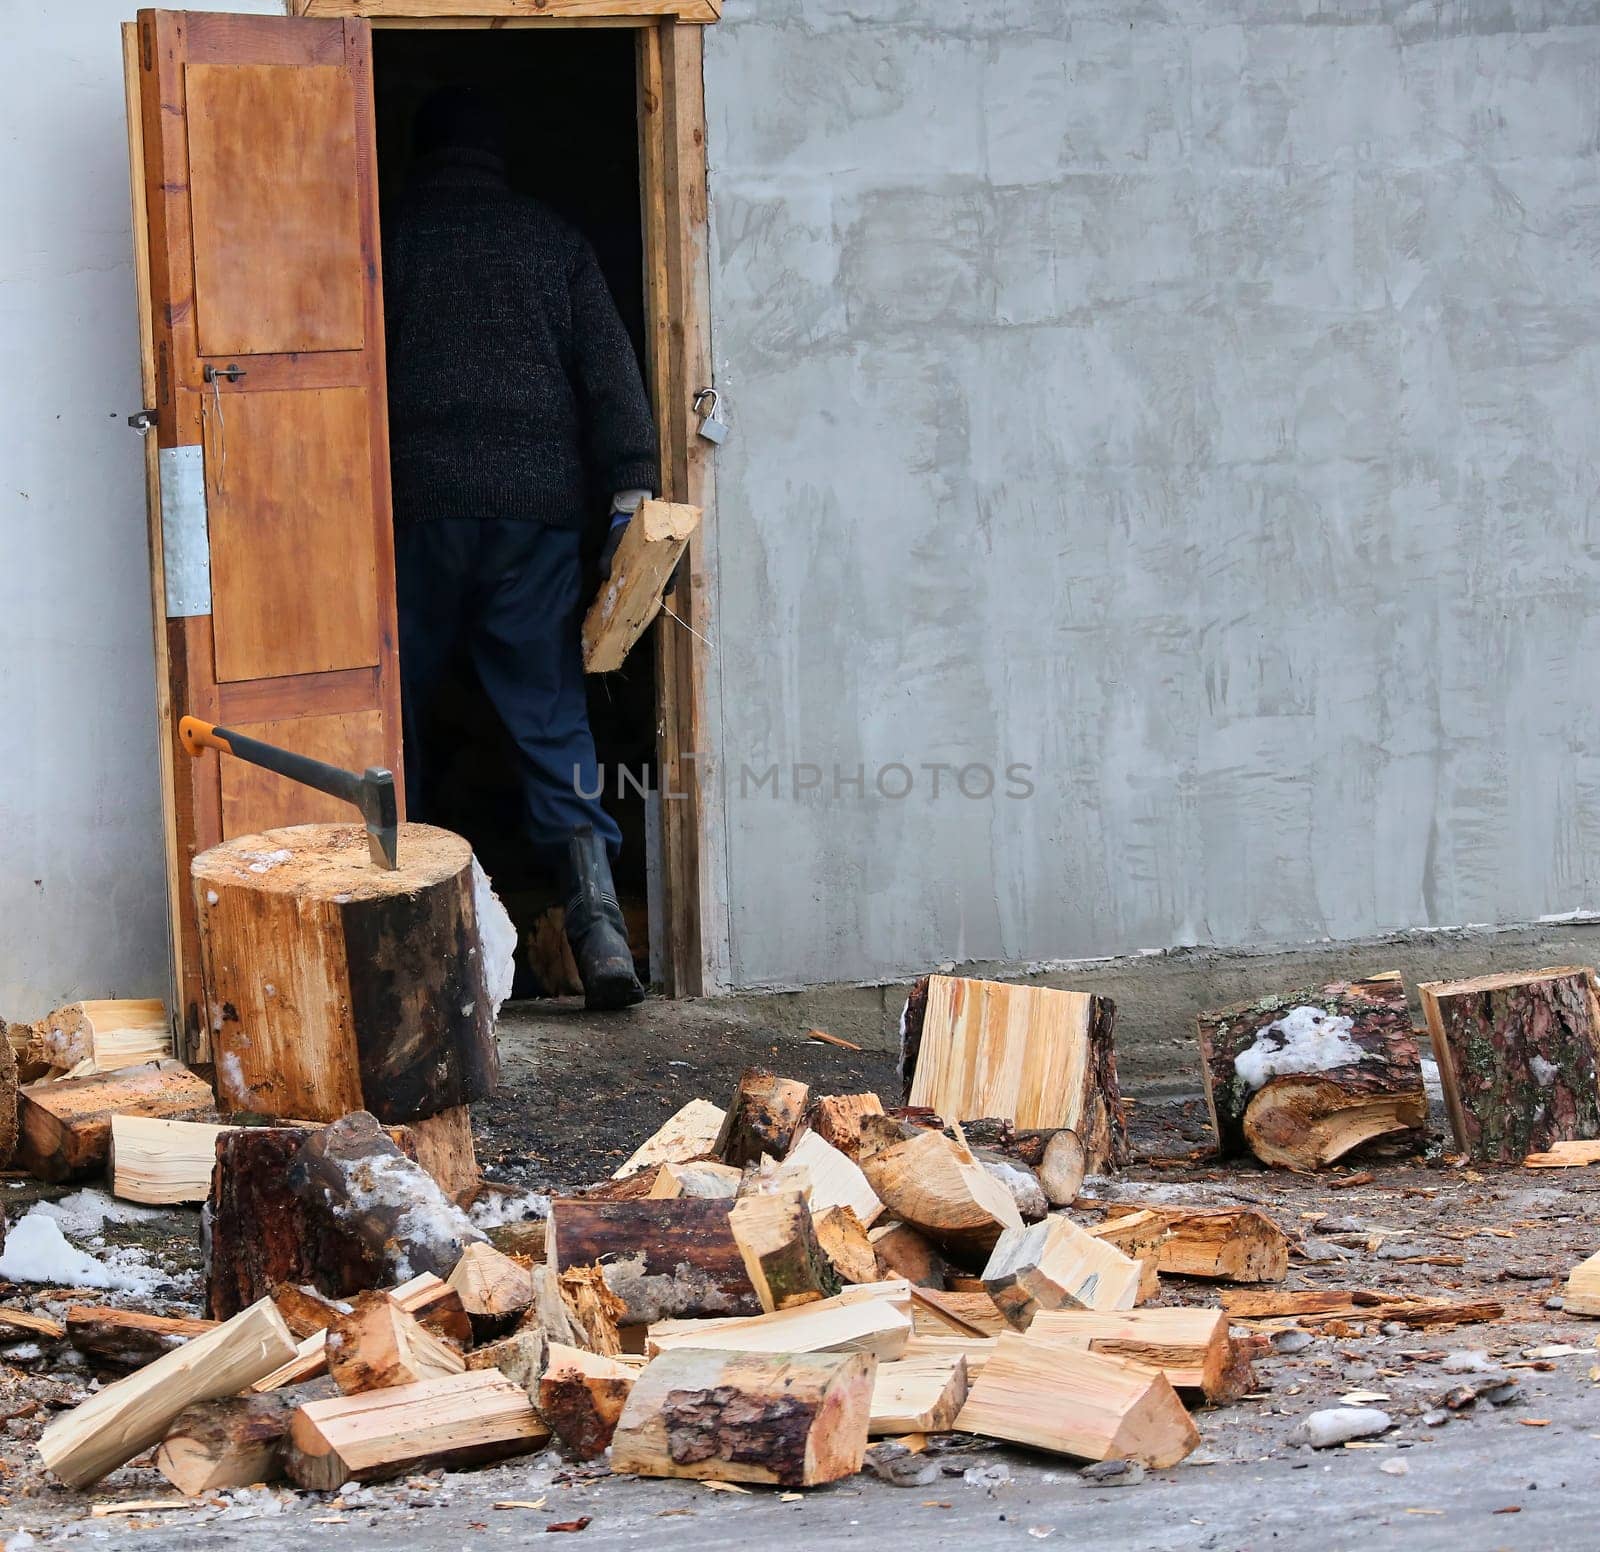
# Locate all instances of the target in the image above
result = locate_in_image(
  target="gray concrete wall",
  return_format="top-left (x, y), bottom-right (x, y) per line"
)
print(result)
top-left (701, 0), bottom-right (1600, 990)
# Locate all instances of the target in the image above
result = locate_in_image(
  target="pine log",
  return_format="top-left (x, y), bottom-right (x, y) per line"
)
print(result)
top-left (111, 1115), bottom-right (229, 1205)
top-left (193, 822), bottom-right (499, 1126)
top-left (538, 1343), bottom-right (636, 1460)
top-left (982, 1217), bottom-right (1141, 1327)
top-left (272, 1284), bottom-right (351, 1339)
top-left (869, 1222), bottom-right (949, 1288)
top-left (1028, 1307), bottom-right (1254, 1403)
top-left (66, 1306), bottom-right (217, 1369)
top-left (611, 1098), bottom-right (726, 1178)
top-left (1564, 1251), bottom-right (1600, 1316)
top-left (769, 1129), bottom-right (883, 1226)
top-left (1197, 972), bottom-right (1424, 1165)
top-left (957, 1121), bottom-right (1087, 1207)
top-left (285, 1369), bottom-right (549, 1489)
top-left (154, 1392), bottom-right (295, 1495)
top-left (546, 1197), bottom-right (760, 1324)
top-left (806, 1093), bottom-right (885, 1160)
top-left (1099, 1204), bottom-right (1289, 1283)
top-left (647, 1159), bottom-right (742, 1199)
top-left (715, 1069), bottom-right (810, 1166)
top-left (954, 1332), bottom-right (1198, 1467)
top-left (582, 499), bottom-right (702, 673)
top-left (1420, 966), bottom-right (1600, 1162)
top-left (14, 1061), bottom-right (215, 1182)
top-left (870, 1355), bottom-right (968, 1435)
top-left (860, 1127), bottom-right (1022, 1261)
top-left (33, 999), bottom-right (171, 1076)
top-left (646, 1282), bottom-right (913, 1361)
top-left (729, 1191), bottom-right (838, 1311)
top-left (447, 1243), bottom-right (535, 1339)
top-left (902, 975), bottom-right (1129, 1171)
top-left (813, 1204), bottom-right (880, 1285)
top-left (327, 1292), bottom-right (466, 1394)
top-left (465, 1327), bottom-right (548, 1390)
top-left (39, 1297), bottom-right (297, 1488)
top-left (610, 1348), bottom-right (874, 1487)
top-left (288, 1110), bottom-right (487, 1281)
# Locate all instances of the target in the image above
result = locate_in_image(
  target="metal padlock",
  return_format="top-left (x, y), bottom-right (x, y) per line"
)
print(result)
top-left (694, 387), bottom-right (728, 446)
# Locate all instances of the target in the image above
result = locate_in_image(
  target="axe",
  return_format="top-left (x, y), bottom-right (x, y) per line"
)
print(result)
top-left (178, 716), bottom-right (399, 870)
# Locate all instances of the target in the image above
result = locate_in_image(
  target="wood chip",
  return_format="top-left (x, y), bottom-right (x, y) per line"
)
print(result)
top-left (807, 1029), bottom-right (863, 1051)
top-left (91, 1499), bottom-right (196, 1517)
top-left (495, 1499), bottom-right (550, 1510)
top-left (700, 1481), bottom-right (754, 1495)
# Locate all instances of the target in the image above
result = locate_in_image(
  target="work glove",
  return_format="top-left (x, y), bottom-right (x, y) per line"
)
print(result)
top-left (599, 511), bottom-right (630, 581)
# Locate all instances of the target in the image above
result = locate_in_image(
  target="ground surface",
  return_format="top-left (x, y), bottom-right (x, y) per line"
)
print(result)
top-left (3, 1000), bottom-right (1599, 1550)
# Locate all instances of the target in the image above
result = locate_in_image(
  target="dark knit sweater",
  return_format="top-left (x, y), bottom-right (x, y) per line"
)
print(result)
top-left (383, 151), bottom-right (660, 528)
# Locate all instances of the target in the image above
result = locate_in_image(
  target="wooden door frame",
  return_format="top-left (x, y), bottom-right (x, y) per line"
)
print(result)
top-left (285, 1), bottom-right (718, 997)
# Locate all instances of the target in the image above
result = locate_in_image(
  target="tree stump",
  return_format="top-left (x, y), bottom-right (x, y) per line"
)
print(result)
top-left (1420, 966), bottom-right (1600, 1162)
top-left (0, 1025), bottom-right (16, 1168)
top-left (1196, 972), bottom-right (1426, 1167)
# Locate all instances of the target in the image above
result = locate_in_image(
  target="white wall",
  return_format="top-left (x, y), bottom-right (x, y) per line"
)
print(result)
top-left (0, 0), bottom-right (279, 1015)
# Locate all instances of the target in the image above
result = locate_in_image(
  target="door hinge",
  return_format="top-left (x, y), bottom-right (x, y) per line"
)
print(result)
top-left (128, 408), bottom-right (157, 432)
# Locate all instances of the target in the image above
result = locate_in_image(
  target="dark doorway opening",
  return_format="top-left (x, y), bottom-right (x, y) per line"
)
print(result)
top-left (372, 27), bottom-right (657, 995)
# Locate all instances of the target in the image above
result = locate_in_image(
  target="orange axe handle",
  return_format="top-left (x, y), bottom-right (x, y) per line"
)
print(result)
top-left (179, 716), bottom-right (233, 758)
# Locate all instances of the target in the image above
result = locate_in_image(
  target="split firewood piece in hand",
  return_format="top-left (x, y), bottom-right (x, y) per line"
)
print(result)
top-left (1197, 972), bottom-right (1425, 1168)
top-left (447, 1243), bottom-right (536, 1340)
top-left (715, 1069), bottom-right (811, 1166)
top-left (955, 1332), bottom-right (1198, 1467)
top-left (611, 1348), bottom-right (875, 1487)
top-left (154, 1392), bottom-right (296, 1495)
top-left (39, 1297), bottom-right (297, 1489)
top-left (957, 1120), bottom-right (1087, 1208)
top-left (861, 1125), bottom-right (1022, 1261)
top-left (1420, 966), bottom-right (1600, 1162)
top-left (870, 1354), bottom-right (968, 1434)
top-left (1097, 1204), bottom-right (1288, 1283)
top-left (327, 1291), bottom-right (465, 1395)
top-left (982, 1216), bottom-right (1141, 1327)
top-left (646, 1280), bottom-right (912, 1361)
top-left (582, 499), bottom-right (701, 673)
top-left (813, 1204), bottom-right (880, 1285)
top-left (806, 1093), bottom-right (885, 1160)
top-left (730, 1190), bottom-right (838, 1311)
top-left (66, 1306), bottom-right (217, 1369)
top-left (1028, 1307), bottom-right (1255, 1403)
top-left (286, 1369), bottom-right (549, 1490)
top-left (901, 975), bottom-right (1129, 1171)
top-left (538, 1342), bottom-right (637, 1460)
top-left (611, 1098), bottom-right (726, 1179)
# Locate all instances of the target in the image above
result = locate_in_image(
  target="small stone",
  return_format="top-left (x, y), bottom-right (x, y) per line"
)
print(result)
top-left (1291, 1407), bottom-right (1392, 1448)
top-left (863, 1444), bottom-right (940, 1488)
top-left (1297, 1238), bottom-right (1346, 1264)
top-left (1379, 1322), bottom-right (1409, 1337)
top-left (962, 1462), bottom-right (1014, 1492)
top-left (1421, 1409), bottom-right (1449, 1427)
top-left (1079, 1459), bottom-right (1145, 1488)
top-left (1378, 1458), bottom-right (1410, 1476)
top-left (1273, 1329), bottom-right (1314, 1354)
top-left (1545, 1295), bottom-right (1566, 1311)
top-left (1315, 1216), bottom-right (1363, 1235)
top-left (1440, 1351), bottom-right (1493, 1375)
top-left (1479, 1381), bottom-right (1519, 1407)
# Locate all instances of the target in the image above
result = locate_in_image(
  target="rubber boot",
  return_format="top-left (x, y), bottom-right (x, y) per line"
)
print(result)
top-left (563, 826), bottom-right (645, 1011)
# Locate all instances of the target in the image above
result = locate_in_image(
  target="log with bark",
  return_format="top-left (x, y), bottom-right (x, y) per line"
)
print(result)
top-left (715, 1069), bottom-right (810, 1166)
top-left (729, 1190), bottom-right (838, 1311)
top-left (446, 1243), bottom-right (535, 1339)
top-left (538, 1343), bottom-right (637, 1460)
top-left (193, 822), bottom-right (499, 1137)
top-left (546, 1197), bottom-right (760, 1324)
top-left (860, 1126), bottom-right (1022, 1262)
top-left (154, 1392), bottom-right (296, 1495)
top-left (805, 1093), bottom-right (885, 1160)
top-left (1028, 1307), bottom-right (1255, 1403)
top-left (1420, 966), bottom-right (1600, 1162)
top-left (609, 1348), bottom-right (875, 1487)
top-left (1197, 972), bottom-right (1426, 1167)
top-left (14, 1061), bottom-right (215, 1182)
top-left (286, 1370), bottom-right (549, 1489)
top-left (901, 975), bottom-right (1129, 1171)
top-left (1097, 1204), bottom-right (1288, 1283)
top-left (66, 1306), bottom-right (217, 1369)
top-left (326, 1292), bottom-right (466, 1394)
top-left (957, 1120), bottom-right (1087, 1207)
top-left (982, 1217), bottom-right (1141, 1327)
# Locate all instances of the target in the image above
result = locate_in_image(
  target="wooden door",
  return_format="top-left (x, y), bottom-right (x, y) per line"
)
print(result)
top-left (127, 10), bottom-right (400, 1056)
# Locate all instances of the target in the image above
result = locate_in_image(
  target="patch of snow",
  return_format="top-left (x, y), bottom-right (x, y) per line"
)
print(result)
top-left (1, 1343), bottom-right (42, 1362)
top-left (206, 889), bottom-right (219, 905)
top-left (217, 1048), bottom-right (248, 1106)
top-left (325, 1151), bottom-right (481, 1282)
top-left (471, 857), bottom-right (516, 1021)
top-left (36, 1189), bottom-right (161, 1238)
top-left (1420, 1056), bottom-right (1444, 1108)
top-left (1530, 1055), bottom-right (1559, 1088)
top-left (1234, 1006), bottom-right (1363, 1091)
top-left (0, 1212), bottom-right (163, 1293)
top-left (469, 1188), bottom-right (551, 1231)
top-left (242, 848), bottom-right (293, 874)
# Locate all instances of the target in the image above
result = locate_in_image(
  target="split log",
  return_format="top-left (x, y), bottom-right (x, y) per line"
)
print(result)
top-left (647, 1159), bottom-right (741, 1199)
top-left (285, 1369), bottom-right (548, 1490)
top-left (111, 1115), bottom-right (229, 1205)
top-left (813, 1205), bottom-right (880, 1286)
top-left (14, 1061), bottom-right (215, 1182)
top-left (327, 1292), bottom-right (466, 1394)
top-left (447, 1243), bottom-right (535, 1339)
top-left (154, 1392), bottom-right (295, 1495)
top-left (582, 499), bottom-right (702, 673)
top-left (1197, 972), bottom-right (1425, 1166)
top-left (33, 999), bottom-right (170, 1076)
top-left (1098, 1204), bottom-right (1288, 1283)
top-left (910, 1286), bottom-right (1008, 1337)
top-left (870, 1355), bottom-right (968, 1434)
top-left (957, 1121), bottom-right (1086, 1207)
top-left (1083, 1210), bottom-right (1165, 1303)
top-left (193, 822), bottom-right (499, 1127)
top-left (1028, 1308), bottom-right (1254, 1403)
top-left (409, 1106), bottom-right (482, 1203)
top-left (610, 1348), bottom-right (874, 1487)
top-left (902, 1334), bottom-right (997, 1377)
top-left (555, 1264), bottom-right (626, 1356)
top-left (869, 1222), bottom-right (948, 1288)
top-left (389, 1271), bottom-right (474, 1347)
top-left (66, 1306), bottom-right (217, 1369)
top-left (1218, 1287), bottom-right (1504, 1327)
top-left (806, 1093), bottom-right (885, 1160)
top-left (0, 1307), bottom-right (65, 1341)
top-left (902, 975), bottom-right (1129, 1171)
top-left (288, 1111), bottom-right (487, 1281)
top-left (39, 1297), bottom-right (297, 1488)
top-left (1420, 966), bottom-right (1600, 1162)
top-left (982, 1217), bottom-right (1141, 1326)
top-left (860, 1127), bottom-right (1022, 1261)
top-left (0, 1030), bottom-right (15, 1168)
top-left (715, 1069), bottom-right (810, 1166)
top-left (611, 1098), bottom-right (726, 1178)
top-left (1564, 1251), bottom-right (1600, 1315)
top-left (272, 1284), bottom-right (351, 1339)
top-left (764, 1129), bottom-right (883, 1226)
top-left (546, 1197), bottom-right (760, 1324)
top-left (646, 1282), bottom-right (912, 1361)
top-left (465, 1327), bottom-right (548, 1390)
top-left (251, 1329), bottom-right (329, 1392)
top-left (954, 1332), bottom-right (1198, 1467)
top-left (5, 1016), bottom-right (46, 1086)
top-left (1525, 1140), bottom-right (1600, 1168)
top-left (538, 1343), bottom-right (636, 1460)
top-left (730, 1191), bottom-right (838, 1311)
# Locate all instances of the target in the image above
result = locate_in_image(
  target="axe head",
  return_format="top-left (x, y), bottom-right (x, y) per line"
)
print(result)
top-left (357, 768), bottom-right (400, 870)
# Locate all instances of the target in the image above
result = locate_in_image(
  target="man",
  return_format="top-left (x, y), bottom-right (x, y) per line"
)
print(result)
top-left (384, 88), bottom-right (654, 1010)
